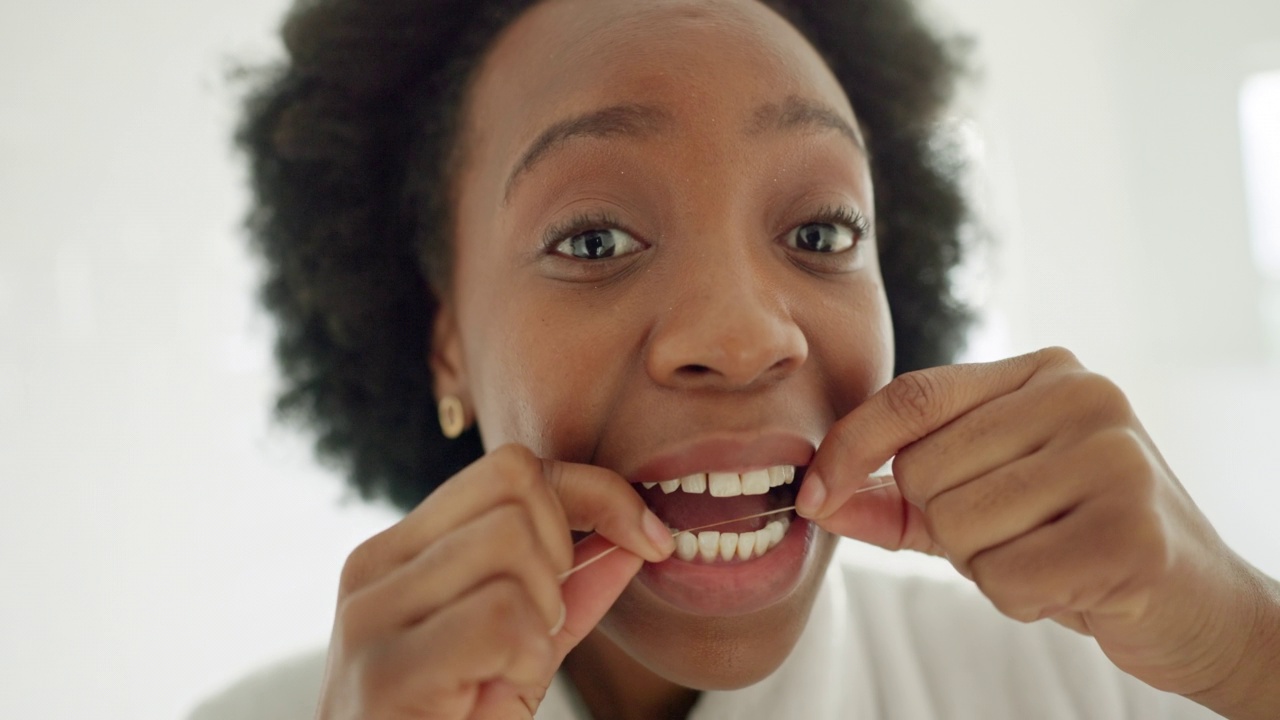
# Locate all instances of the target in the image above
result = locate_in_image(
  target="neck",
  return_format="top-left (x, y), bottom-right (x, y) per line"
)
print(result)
top-left (562, 630), bottom-right (700, 720)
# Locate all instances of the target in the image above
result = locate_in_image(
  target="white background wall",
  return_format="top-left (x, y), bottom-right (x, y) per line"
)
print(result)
top-left (1, 1), bottom-right (1276, 718)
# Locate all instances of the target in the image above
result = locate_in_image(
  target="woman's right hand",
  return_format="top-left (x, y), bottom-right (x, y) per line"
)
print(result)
top-left (315, 443), bottom-right (675, 720)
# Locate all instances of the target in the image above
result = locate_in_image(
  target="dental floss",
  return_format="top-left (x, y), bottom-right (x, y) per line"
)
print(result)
top-left (557, 479), bottom-right (897, 582)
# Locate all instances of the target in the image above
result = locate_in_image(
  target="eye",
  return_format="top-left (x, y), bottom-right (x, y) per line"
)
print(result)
top-left (553, 227), bottom-right (644, 260)
top-left (784, 206), bottom-right (870, 255)
top-left (788, 222), bottom-right (855, 253)
top-left (790, 223), bottom-right (853, 253)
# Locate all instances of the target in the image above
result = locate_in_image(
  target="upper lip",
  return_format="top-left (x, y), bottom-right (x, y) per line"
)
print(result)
top-left (624, 431), bottom-right (816, 485)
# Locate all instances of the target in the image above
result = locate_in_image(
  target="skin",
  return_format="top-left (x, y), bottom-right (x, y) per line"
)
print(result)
top-left (450, 0), bottom-right (887, 701)
top-left (313, 1), bottom-right (1280, 719)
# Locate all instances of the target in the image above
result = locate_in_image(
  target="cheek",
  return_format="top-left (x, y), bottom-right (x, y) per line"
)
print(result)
top-left (461, 288), bottom-right (624, 459)
top-left (805, 275), bottom-right (896, 415)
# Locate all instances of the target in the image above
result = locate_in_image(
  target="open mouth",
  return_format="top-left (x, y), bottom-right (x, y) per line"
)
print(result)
top-left (635, 465), bottom-right (803, 564)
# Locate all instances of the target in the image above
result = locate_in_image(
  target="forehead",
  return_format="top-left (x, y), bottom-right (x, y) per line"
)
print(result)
top-left (461, 0), bottom-right (856, 185)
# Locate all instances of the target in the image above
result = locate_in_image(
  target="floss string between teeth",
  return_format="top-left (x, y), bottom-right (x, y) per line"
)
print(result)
top-left (557, 479), bottom-right (897, 582)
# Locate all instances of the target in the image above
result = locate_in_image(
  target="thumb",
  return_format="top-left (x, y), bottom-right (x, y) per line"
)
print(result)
top-left (552, 533), bottom-right (644, 657)
top-left (810, 474), bottom-right (943, 557)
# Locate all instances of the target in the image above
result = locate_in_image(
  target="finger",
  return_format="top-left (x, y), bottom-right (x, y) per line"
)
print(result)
top-left (923, 443), bottom-right (1101, 576)
top-left (349, 503), bottom-right (566, 634)
top-left (798, 347), bottom-right (1079, 520)
top-left (374, 578), bottom-right (556, 718)
top-left (967, 496), bottom-right (1140, 624)
top-left (553, 534), bottom-right (645, 658)
top-left (471, 680), bottom-right (538, 720)
top-left (809, 473), bottom-right (943, 556)
top-left (893, 366), bottom-right (1134, 507)
top-left (967, 431), bottom-right (1170, 624)
top-left (343, 444), bottom-right (574, 594)
top-left (892, 378), bottom-right (1066, 506)
top-left (543, 459), bottom-right (675, 564)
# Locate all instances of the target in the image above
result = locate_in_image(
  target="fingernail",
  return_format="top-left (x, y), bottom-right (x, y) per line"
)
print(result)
top-left (549, 600), bottom-right (566, 636)
top-left (642, 509), bottom-right (676, 558)
top-left (796, 472), bottom-right (826, 518)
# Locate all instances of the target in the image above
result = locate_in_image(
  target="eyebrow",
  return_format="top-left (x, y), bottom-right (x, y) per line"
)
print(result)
top-left (748, 95), bottom-right (865, 150)
top-left (503, 96), bottom-right (863, 202)
top-left (504, 103), bottom-right (672, 201)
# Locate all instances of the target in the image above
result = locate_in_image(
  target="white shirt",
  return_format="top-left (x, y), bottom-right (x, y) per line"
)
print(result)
top-left (190, 558), bottom-right (1222, 719)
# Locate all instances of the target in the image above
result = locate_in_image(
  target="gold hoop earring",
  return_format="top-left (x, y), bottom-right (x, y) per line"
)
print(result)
top-left (438, 395), bottom-right (467, 439)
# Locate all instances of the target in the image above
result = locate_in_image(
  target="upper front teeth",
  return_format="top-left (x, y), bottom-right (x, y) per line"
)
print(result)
top-left (641, 465), bottom-right (795, 496)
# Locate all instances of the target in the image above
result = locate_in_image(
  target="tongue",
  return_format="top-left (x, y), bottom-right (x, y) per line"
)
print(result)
top-left (639, 485), bottom-right (796, 534)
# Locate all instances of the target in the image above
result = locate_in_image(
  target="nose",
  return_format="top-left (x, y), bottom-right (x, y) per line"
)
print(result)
top-left (645, 254), bottom-right (808, 391)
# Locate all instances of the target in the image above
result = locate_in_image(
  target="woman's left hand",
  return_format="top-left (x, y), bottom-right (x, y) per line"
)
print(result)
top-left (798, 347), bottom-right (1280, 719)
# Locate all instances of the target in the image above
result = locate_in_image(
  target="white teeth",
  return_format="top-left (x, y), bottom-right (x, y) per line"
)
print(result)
top-left (741, 469), bottom-right (770, 495)
top-left (754, 527), bottom-right (770, 552)
top-left (679, 473), bottom-right (707, 494)
top-left (645, 466), bottom-right (796, 496)
top-left (767, 518), bottom-right (786, 546)
top-left (719, 532), bottom-right (738, 561)
top-left (767, 466), bottom-right (784, 487)
top-left (767, 465), bottom-right (796, 487)
top-left (671, 518), bottom-right (791, 564)
top-left (675, 531), bottom-right (698, 561)
top-left (698, 531), bottom-right (721, 562)
top-left (708, 471), bottom-right (742, 497)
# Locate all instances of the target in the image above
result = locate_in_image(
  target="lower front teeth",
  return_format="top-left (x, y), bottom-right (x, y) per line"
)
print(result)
top-left (673, 517), bottom-right (790, 563)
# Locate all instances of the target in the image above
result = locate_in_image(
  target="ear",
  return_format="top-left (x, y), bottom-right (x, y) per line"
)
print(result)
top-left (430, 301), bottom-right (469, 406)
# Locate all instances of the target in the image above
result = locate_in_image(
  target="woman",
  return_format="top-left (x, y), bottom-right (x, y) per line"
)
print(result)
top-left (203, 0), bottom-right (1280, 717)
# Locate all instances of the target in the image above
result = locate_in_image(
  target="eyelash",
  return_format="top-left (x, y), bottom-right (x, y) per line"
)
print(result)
top-left (541, 211), bottom-right (632, 254)
top-left (803, 204), bottom-right (873, 242)
top-left (540, 205), bottom-right (873, 253)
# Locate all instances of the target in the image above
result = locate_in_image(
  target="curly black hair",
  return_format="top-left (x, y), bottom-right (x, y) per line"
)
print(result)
top-left (237, 0), bottom-right (974, 513)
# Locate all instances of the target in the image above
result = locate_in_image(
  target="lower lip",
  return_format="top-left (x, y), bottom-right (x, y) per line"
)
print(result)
top-left (634, 515), bottom-right (817, 617)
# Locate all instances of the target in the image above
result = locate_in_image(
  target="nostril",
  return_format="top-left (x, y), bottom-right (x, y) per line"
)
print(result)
top-left (679, 364), bottom-right (714, 376)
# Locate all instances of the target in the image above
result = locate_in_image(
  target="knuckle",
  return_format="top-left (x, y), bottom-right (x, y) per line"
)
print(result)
top-left (885, 371), bottom-right (945, 429)
top-left (491, 450), bottom-right (542, 497)
top-left (1072, 372), bottom-right (1133, 424)
top-left (1037, 346), bottom-right (1081, 369)
top-left (339, 539), bottom-right (384, 594)
top-left (1093, 428), bottom-right (1156, 493)
top-left (970, 564), bottom-right (1038, 624)
top-left (492, 444), bottom-right (540, 476)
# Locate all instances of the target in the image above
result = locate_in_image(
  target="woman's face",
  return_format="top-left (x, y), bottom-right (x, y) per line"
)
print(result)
top-left (438, 0), bottom-right (893, 689)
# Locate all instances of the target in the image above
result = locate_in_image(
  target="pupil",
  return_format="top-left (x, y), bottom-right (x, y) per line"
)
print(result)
top-left (801, 225), bottom-right (830, 252)
top-left (579, 230), bottom-right (615, 258)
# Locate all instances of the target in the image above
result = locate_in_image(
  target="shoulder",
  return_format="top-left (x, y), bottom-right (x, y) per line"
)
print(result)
top-left (187, 648), bottom-right (326, 720)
